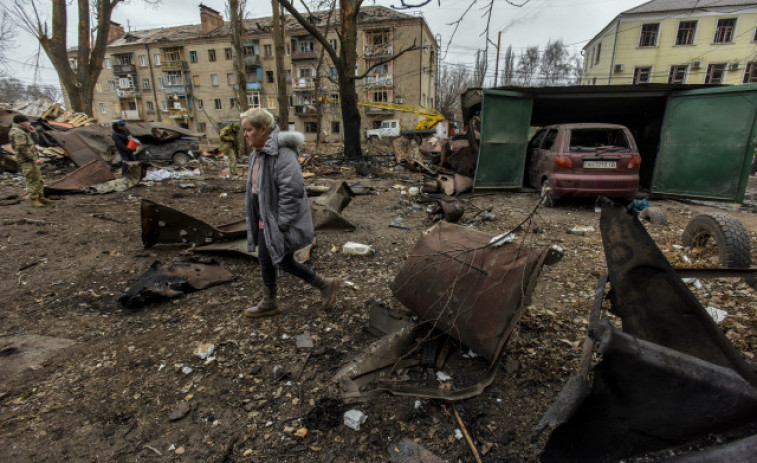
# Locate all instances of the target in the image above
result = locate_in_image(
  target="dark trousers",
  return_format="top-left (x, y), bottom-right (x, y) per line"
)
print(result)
top-left (256, 227), bottom-right (316, 290)
top-left (121, 151), bottom-right (136, 175)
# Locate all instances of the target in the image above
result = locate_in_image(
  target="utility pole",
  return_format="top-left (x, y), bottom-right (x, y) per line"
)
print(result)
top-left (493, 31), bottom-right (501, 87)
top-left (272, 0), bottom-right (289, 128)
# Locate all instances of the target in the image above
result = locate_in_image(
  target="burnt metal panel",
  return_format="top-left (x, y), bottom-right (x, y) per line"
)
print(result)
top-left (45, 160), bottom-right (116, 193)
top-left (140, 199), bottom-right (246, 248)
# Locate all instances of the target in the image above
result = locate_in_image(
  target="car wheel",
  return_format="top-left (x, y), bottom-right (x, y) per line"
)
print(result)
top-left (682, 212), bottom-right (751, 269)
top-left (540, 179), bottom-right (556, 207)
top-left (173, 151), bottom-right (191, 166)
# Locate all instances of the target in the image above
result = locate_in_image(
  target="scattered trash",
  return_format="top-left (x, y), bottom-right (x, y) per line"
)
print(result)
top-left (408, 186), bottom-right (420, 196)
top-left (194, 343), bottom-right (215, 360)
top-left (343, 280), bottom-right (360, 291)
top-left (489, 232), bottom-right (516, 247)
top-left (681, 277), bottom-right (703, 289)
top-left (365, 298), bottom-right (413, 337)
top-left (295, 333), bottom-right (314, 349)
top-left (272, 365), bottom-right (289, 381)
top-left (342, 242), bottom-right (375, 257)
top-left (454, 429), bottom-right (464, 440)
top-left (435, 371), bottom-right (452, 382)
top-left (168, 402), bottom-right (191, 421)
top-left (343, 409), bottom-right (367, 431)
top-left (389, 216), bottom-right (411, 230)
top-left (294, 427), bottom-right (308, 438)
top-left (705, 306), bottom-right (728, 324)
top-left (181, 366), bottom-right (193, 375)
top-left (388, 438), bottom-right (445, 463)
top-left (568, 226), bottom-right (595, 235)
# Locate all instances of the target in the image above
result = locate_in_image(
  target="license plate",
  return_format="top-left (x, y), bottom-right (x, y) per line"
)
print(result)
top-left (583, 160), bottom-right (616, 169)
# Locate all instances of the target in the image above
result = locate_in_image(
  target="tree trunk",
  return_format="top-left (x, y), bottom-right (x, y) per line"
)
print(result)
top-left (272, 1), bottom-right (289, 128)
top-left (229, 0), bottom-right (249, 112)
top-left (337, 0), bottom-right (361, 159)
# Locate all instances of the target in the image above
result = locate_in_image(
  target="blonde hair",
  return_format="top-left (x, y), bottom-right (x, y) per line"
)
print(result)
top-left (240, 108), bottom-right (276, 131)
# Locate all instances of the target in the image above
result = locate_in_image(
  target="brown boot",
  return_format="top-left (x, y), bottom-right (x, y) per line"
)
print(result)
top-left (244, 286), bottom-right (280, 318)
top-left (39, 197), bottom-right (55, 205)
top-left (310, 274), bottom-right (339, 309)
top-left (30, 199), bottom-right (44, 208)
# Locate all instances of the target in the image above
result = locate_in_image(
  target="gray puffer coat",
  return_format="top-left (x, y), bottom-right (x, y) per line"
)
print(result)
top-left (245, 127), bottom-right (314, 264)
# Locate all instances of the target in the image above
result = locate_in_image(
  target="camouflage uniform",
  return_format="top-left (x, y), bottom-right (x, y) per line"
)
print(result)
top-left (219, 122), bottom-right (240, 176)
top-left (9, 123), bottom-right (43, 201)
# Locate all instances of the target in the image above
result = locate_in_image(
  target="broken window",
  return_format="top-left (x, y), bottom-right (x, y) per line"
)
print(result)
top-left (266, 71), bottom-right (274, 83)
top-left (165, 71), bottom-right (182, 86)
top-left (714, 18), bottom-right (736, 43)
top-left (743, 62), bottom-right (757, 83)
top-left (668, 65), bottom-right (687, 84)
top-left (633, 66), bottom-right (652, 84)
top-left (639, 23), bottom-right (659, 47)
top-left (225, 47), bottom-right (233, 60)
top-left (264, 44), bottom-right (272, 58)
top-left (705, 63), bottom-right (726, 84)
top-left (189, 51), bottom-right (197, 63)
top-left (214, 98), bottom-right (222, 110)
top-left (676, 21), bottom-right (697, 45)
top-left (192, 75), bottom-right (201, 86)
top-left (208, 49), bottom-right (216, 62)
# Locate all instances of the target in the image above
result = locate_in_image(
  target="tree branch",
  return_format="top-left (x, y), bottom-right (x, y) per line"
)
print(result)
top-left (276, 0), bottom-right (341, 67)
top-left (354, 42), bottom-right (419, 79)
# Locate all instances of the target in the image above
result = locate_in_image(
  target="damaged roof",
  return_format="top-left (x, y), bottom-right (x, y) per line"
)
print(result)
top-left (624, 0), bottom-right (757, 14)
top-left (106, 6), bottom-right (420, 49)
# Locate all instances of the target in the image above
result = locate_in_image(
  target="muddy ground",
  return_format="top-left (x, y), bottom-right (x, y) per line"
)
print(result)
top-left (0, 154), bottom-right (756, 463)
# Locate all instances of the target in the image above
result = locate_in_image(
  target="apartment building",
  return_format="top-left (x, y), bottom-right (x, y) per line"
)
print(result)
top-left (581, 0), bottom-right (757, 86)
top-left (71, 4), bottom-right (437, 142)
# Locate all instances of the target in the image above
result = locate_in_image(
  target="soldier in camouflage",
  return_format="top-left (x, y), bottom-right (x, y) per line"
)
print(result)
top-left (219, 122), bottom-right (240, 178)
top-left (9, 115), bottom-right (54, 208)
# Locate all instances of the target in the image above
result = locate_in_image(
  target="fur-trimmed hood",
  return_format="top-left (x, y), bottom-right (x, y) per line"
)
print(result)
top-left (260, 127), bottom-right (304, 156)
top-left (278, 130), bottom-right (304, 149)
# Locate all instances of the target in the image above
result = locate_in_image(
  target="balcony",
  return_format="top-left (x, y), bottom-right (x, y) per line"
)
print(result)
top-left (243, 55), bottom-right (261, 67)
top-left (293, 77), bottom-right (314, 90)
top-left (365, 75), bottom-right (393, 87)
top-left (120, 109), bottom-right (141, 121)
top-left (364, 44), bottom-right (392, 57)
top-left (161, 60), bottom-right (188, 71)
top-left (295, 105), bottom-right (318, 116)
top-left (246, 81), bottom-right (262, 91)
top-left (365, 106), bottom-right (393, 115)
top-left (113, 63), bottom-right (137, 75)
top-left (168, 108), bottom-right (191, 119)
top-left (164, 85), bottom-right (188, 96)
top-left (291, 50), bottom-right (318, 61)
top-left (117, 85), bottom-right (140, 97)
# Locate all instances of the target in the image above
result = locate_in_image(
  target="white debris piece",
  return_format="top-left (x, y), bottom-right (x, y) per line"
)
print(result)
top-left (705, 306), bottom-right (729, 324)
top-left (681, 278), bottom-right (703, 290)
top-left (436, 371), bottom-right (452, 382)
top-left (454, 429), bottom-right (464, 440)
top-left (414, 400), bottom-right (422, 410)
top-left (194, 343), bottom-right (215, 360)
top-left (568, 226), bottom-right (595, 235)
top-left (488, 232), bottom-right (516, 247)
top-left (181, 366), bottom-right (193, 375)
top-left (344, 409), bottom-right (367, 431)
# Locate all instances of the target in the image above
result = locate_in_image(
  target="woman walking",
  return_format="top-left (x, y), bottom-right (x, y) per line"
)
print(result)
top-left (241, 108), bottom-right (338, 317)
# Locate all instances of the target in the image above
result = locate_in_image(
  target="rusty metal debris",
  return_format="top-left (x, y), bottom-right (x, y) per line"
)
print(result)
top-left (539, 201), bottom-right (757, 462)
top-left (334, 221), bottom-right (549, 403)
top-left (118, 257), bottom-right (232, 308)
top-left (46, 125), bottom-right (118, 166)
top-left (45, 160), bottom-right (115, 194)
top-left (140, 199), bottom-right (247, 248)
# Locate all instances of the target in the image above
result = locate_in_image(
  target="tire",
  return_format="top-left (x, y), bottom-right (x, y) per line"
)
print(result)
top-left (639, 207), bottom-right (667, 226)
top-left (540, 178), bottom-right (557, 207)
top-left (172, 151), bottom-right (191, 166)
top-left (681, 212), bottom-right (752, 268)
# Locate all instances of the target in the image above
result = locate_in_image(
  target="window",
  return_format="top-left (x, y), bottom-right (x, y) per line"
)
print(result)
top-left (266, 71), bottom-right (274, 83)
top-left (197, 99), bottom-right (203, 110)
top-left (214, 98), bottom-right (222, 109)
top-left (193, 75), bottom-right (201, 86)
top-left (705, 63), bottom-right (726, 84)
top-left (105, 58), bottom-right (111, 69)
top-left (329, 66), bottom-right (338, 81)
top-left (714, 18), bottom-right (736, 43)
top-left (143, 78), bottom-right (150, 89)
top-left (99, 103), bottom-right (106, 114)
top-left (199, 122), bottom-right (207, 132)
top-left (298, 67), bottom-right (312, 78)
top-left (266, 96), bottom-right (277, 109)
top-left (229, 98), bottom-right (237, 108)
top-left (542, 129), bottom-right (558, 150)
top-left (633, 67), bottom-right (652, 84)
top-left (264, 44), bottom-right (272, 57)
top-left (158, 77), bottom-right (164, 89)
top-left (304, 121), bottom-right (318, 133)
top-left (225, 48), bottom-right (232, 60)
top-left (639, 23), bottom-right (659, 47)
top-left (139, 55), bottom-right (147, 67)
top-left (329, 38), bottom-right (338, 53)
top-left (668, 65), bottom-right (687, 84)
top-left (68, 58), bottom-right (78, 70)
top-left (146, 101), bottom-right (154, 112)
top-left (166, 71), bottom-right (182, 86)
top-left (161, 101), bottom-right (168, 111)
top-left (189, 51), bottom-right (197, 63)
top-left (154, 54), bottom-right (161, 66)
top-left (108, 80), bottom-right (116, 91)
top-left (744, 62), bottom-right (757, 83)
top-left (676, 21), bottom-right (697, 45)
top-left (208, 49), bottom-right (216, 61)
top-left (594, 43), bottom-right (601, 65)
top-left (248, 93), bottom-right (261, 108)
top-left (227, 73), bottom-right (235, 85)
top-left (332, 121), bottom-right (340, 134)
top-left (211, 74), bottom-right (219, 86)
top-left (373, 90), bottom-right (388, 102)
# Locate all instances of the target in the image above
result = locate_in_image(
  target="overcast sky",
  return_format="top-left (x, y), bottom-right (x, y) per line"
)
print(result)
top-left (4, 0), bottom-right (648, 93)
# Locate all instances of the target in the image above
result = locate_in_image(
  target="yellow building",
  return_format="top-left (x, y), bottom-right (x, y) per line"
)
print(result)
top-left (582, 0), bottom-right (757, 86)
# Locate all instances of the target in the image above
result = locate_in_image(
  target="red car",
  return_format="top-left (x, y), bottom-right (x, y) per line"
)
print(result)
top-left (526, 123), bottom-right (641, 206)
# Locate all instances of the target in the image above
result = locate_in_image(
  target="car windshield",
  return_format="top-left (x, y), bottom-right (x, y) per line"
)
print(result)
top-left (569, 128), bottom-right (630, 152)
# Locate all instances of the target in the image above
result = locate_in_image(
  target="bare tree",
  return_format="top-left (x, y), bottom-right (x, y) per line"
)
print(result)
top-left (0, 10), bottom-right (14, 74)
top-left (228, 0), bottom-right (249, 112)
top-left (516, 45), bottom-right (539, 87)
top-left (436, 63), bottom-right (472, 121)
top-left (0, 76), bottom-right (61, 103)
top-left (9, 0), bottom-right (153, 115)
top-left (539, 39), bottom-right (572, 86)
top-left (271, 0), bottom-right (289, 128)
top-left (275, 0), bottom-right (419, 160)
